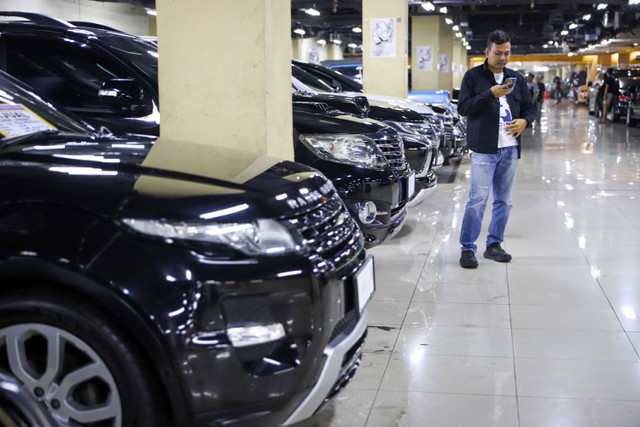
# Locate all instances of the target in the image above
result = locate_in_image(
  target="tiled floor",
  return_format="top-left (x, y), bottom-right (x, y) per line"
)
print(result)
top-left (293, 102), bottom-right (640, 426)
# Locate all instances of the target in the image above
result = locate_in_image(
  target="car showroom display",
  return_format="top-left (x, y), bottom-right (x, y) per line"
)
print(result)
top-left (0, 51), bottom-right (373, 427)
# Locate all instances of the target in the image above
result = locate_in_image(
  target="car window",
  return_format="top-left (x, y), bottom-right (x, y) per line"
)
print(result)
top-left (3, 37), bottom-right (151, 116)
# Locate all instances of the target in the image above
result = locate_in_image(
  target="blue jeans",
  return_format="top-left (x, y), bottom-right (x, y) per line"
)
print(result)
top-left (460, 146), bottom-right (519, 253)
top-left (534, 101), bottom-right (543, 124)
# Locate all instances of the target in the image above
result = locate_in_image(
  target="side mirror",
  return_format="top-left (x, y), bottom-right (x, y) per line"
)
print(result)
top-left (98, 79), bottom-right (146, 112)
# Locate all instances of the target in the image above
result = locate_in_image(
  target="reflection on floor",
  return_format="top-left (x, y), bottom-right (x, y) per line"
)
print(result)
top-left (292, 102), bottom-right (640, 426)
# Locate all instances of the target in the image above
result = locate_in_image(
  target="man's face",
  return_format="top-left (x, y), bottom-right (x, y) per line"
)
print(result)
top-left (535, 75), bottom-right (541, 83)
top-left (485, 42), bottom-right (511, 72)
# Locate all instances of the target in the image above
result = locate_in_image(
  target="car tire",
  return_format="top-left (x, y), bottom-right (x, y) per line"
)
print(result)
top-left (628, 107), bottom-right (637, 127)
top-left (0, 288), bottom-right (166, 427)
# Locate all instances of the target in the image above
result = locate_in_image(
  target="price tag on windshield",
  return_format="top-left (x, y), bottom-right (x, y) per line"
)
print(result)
top-left (0, 104), bottom-right (57, 138)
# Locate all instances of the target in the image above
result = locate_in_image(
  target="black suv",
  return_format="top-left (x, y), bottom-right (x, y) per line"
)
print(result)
top-left (0, 70), bottom-right (374, 426)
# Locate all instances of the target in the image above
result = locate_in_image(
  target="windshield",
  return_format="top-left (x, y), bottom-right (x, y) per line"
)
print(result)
top-left (291, 65), bottom-right (336, 93)
top-left (0, 72), bottom-right (92, 139)
top-left (98, 34), bottom-right (159, 81)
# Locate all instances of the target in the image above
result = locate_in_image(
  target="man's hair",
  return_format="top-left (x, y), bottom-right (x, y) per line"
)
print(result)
top-left (486, 30), bottom-right (511, 49)
top-left (528, 73), bottom-right (535, 78)
top-left (606, 67), bottom-right (615, 76)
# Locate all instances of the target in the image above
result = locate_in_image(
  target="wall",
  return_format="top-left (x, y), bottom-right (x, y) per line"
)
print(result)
top-left (1, 0), bottom-right (150, 35)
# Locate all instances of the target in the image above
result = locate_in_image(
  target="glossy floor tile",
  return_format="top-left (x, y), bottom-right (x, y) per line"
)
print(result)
top-left (293, 101), bottom-right (640, 426)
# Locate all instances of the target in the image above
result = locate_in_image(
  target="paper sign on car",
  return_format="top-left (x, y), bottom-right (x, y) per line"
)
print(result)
top-left (0, 104), bottom-right (56, 138)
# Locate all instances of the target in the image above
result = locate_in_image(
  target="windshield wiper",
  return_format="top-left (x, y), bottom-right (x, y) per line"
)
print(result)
top-left (0, 130), bottom-right (92, 149)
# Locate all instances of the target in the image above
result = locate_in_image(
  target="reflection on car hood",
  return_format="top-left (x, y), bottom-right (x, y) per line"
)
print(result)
top-left (0, 136), bottom-right (332, 222)
top-left (344, 91), bottom-right (435, 115)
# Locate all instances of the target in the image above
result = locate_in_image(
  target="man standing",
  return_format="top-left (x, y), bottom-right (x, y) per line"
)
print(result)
top-left (534, 74), bottom-right (545, 125)
top-left (601, 68), bottom-right (618, 123)
top-left (457, 30), bottom-right (535, 268)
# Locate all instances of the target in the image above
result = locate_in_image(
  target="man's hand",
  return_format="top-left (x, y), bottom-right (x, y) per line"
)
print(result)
top-left (491, 84), bottom-right (514, 98)
top-left (506, 118), bottom-right (527, 138)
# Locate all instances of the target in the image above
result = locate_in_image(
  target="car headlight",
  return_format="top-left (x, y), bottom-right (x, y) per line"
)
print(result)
top-left (299, 134), bottom-right (389, 170)
top-left (122, 218), bottom-right (301, 256)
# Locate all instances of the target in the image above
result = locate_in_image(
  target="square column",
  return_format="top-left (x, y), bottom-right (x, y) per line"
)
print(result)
top-left (157, 0), bottom-right (292, 160)
top-left (362, 0), bottom-right (408, 98)
top-left (411, 15), bottom-right (454, 92)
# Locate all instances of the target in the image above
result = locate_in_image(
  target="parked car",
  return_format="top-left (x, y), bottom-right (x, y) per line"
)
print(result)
top-left (293, 60), bottom-right (463, 161)
top-left (588, 69), bottom-right (640, 123)
top-left (616, 69), bottom-right (640, 126)
top-left (291, 77), bottom-right (436, 208)
top-left (0, 68), bottom-right (373, 427)
top-left (293, 102), bottom-right (411, 245)
top-left (1, 369), bottom-right (60, 427)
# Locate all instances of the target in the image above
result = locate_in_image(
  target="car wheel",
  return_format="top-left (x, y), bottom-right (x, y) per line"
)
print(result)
top-left (0, 289), bottom-right (166, 427)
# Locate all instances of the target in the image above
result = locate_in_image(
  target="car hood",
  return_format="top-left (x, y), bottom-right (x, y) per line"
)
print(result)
top-left (344, 91), bottom-right (435, 115)
top-left (0, 136), bottom-right (333, 222)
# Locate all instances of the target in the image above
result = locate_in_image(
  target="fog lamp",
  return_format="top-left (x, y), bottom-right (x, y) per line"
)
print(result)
top-left (357, 201), bottom-right (377, 224)
top-left (227, 323), bottom-right (286, 347)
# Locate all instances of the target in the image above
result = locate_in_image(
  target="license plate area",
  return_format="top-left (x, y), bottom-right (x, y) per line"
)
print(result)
top-left (355, 256), bottom-right (375, 315)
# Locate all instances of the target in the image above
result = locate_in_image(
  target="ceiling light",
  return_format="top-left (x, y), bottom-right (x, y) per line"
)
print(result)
top-left (439, 6), bottom-right (448, 14)
top-left (317, 39), bottom-right (326, 46)
top-left (635, 42), bottom-right (639, 46)
top-left (421, 2), bottom-right (435, 11)
top-left (465, 45), bottom-right (471, 50)
top-left (455, 32), bottom-right (462, 38)
top-left (548, 40), bottom-right (553, 44)
top-left (348, 43), bottom-right (358, 48)
top-left (294, 28), bottom-right (305, 35)
top-left (631, 0), bottom-right (640, 4)
top-left (452, 25), bottom-right (460, 31)
top-left (561, 30), bottom-right (569, 36)
top-left (569, 23), bottom-right (578, 30)
top-left (461, 37), bottom-right (466, 42)
top-left (597, 3), bottom-right (608, 10)
top-left (543, 44), bottom-right (548, 48)
top-left (332, 39), bottom-right (342, 45)
top-left (568, 52), bottom-right (575, 56)
top-left (304, 8), bottom-right (320, 16)
top-left (352, 27), bottom-right (362, 33)
top-left (145, 8), bottom-right (157, 16)
top-left (445, 18), bottom-right (453, 25)
top-left (582, 14), bottom-right (591, 20)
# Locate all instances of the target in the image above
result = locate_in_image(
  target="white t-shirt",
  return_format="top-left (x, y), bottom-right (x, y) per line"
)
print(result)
top-left (494, 72), bottom-right (518, 148)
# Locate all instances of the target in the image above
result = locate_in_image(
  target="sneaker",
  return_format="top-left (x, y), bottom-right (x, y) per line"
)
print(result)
top-left (460, 250), bottom-right (478, 268)
top-left (483, 243), bottom-right (512, 262)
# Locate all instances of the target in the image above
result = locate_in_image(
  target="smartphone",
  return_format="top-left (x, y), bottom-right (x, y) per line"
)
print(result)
top-left (504, 77), bottom-right (517, 89)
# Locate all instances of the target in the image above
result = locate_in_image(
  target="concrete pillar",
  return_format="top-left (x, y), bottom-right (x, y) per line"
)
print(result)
top-left (362, 0), bottom-right (408, 98)
top-left (599, 54), bottom-right (612, 71)
top-left (618, 52), bottom-right (630, 69)
top-left (329, 43), bottom-right (344, 60)
top-left (411, 15), bottom-right (453, 92)
top-left (156, 0), bottom-right (292, 160)
top-left (452, 41), bottom-right (466, 89)
top-left (587, 55), bottom-right (599, 83)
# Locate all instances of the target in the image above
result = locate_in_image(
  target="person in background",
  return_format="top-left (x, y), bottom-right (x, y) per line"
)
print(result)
top-left (534, 74), bottom-right (545, 125)
top-left (601, 68), bottom-right (619, 123)
top-left (526, 73), bottom-right (536, 101)
top-left (456, 30), bottom-right (535, 268)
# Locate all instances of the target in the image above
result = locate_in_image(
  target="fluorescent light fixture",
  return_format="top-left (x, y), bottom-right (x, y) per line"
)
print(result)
top-left (569, 23), bottom-right (578, 29)
top-left (352, 26), bottom-right (362, 33)
top-left (465, 45), bottom-right (471, 50)
top-left (534, 65), bottom-right (549, 72)
top-left (582, 14), bottom-right (591, 20)
top-left (561, 30), bottom-right (569, 36)
top-left (635, 42), bottom-right (639, 46)
top-left (445, 18), bottom-right (453, 25)
top-left (548, 40), bottom-right (553, 44)
top-left (146, 8), bottom-right (157, 16)
top-left (455, 32), bottom-right (462, 38)
top-left (421, 2), bottom-right (435, 11)
top-left (631, 0), bottom-right (640, 4)
top-left (317, 39), bottom-right (326, 45)
top-left (439, 6), bottom-right (448, 13)
top-left (348, 43), bottom-right (358, 48)
top-left (452, 25), bottom-right (460, 31)
top-left (568, 52), bottom-right (575, 56)
top-left (332, 39), bottom-right (342, 45)
top-left (305, 7), bottom-right (320, 16)
top-left (543, 44), bottom-right (548, 48)
top-left (294, 28), bottom-right (305, 35)
top-left (597, 3), bottom-right (607, 9)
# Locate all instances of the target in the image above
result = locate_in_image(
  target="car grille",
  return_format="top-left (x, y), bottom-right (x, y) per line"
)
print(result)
top-left (374, 133), bottom-right (408, 173)
top-left (287, 193), bottom-right (362, 270)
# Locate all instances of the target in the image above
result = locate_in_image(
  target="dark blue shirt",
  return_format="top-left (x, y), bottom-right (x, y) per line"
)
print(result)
top-left (458, 60), bottom-right (535, 158)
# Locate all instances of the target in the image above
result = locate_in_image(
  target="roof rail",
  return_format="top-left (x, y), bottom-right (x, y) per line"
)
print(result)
top-left (0, 12), bottom-right (74, 28)
top-left (69, 21), bottom-right (125, 33)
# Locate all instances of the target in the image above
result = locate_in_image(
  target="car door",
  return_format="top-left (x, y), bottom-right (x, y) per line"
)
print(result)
top-left (0, 33), bottom-right (159, 135)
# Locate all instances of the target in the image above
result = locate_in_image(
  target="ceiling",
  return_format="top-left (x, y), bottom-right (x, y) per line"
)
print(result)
top-left (103, 0), bottom-right (639, 57)
top-left (290, 0), bottom-right (639, 57)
